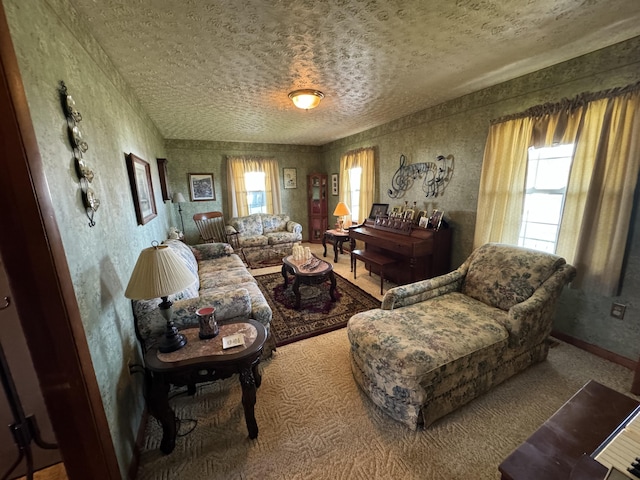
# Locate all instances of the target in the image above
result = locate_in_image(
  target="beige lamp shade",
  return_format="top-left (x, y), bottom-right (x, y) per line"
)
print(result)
top-left (172, 192), bottom-right (186, 203)
top-left (333, 202), bottom-right (351, 217)
top-left (124, 243), bottom-right (196, 300)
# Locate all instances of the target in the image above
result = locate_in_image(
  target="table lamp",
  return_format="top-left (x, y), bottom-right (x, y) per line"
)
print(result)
top-left (125, 242), bottom-right (196, 353)
top-left (333, 202), bottom-right (351, 232)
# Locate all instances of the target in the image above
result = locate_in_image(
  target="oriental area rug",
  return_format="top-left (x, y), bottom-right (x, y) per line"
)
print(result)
top-left (242, 249), bottom-right (284, 269)
top-left (254, 271), bottom-right (380, 346)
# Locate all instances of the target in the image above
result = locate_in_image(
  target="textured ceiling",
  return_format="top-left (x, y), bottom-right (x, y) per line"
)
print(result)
top-left (67, 0), bottom-right (640, 146)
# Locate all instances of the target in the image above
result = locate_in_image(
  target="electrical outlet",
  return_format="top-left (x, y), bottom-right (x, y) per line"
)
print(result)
top-left (610, 303), bottom-right (626, 319)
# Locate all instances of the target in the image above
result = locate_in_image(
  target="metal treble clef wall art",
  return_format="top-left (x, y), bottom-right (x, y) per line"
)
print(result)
top-left (60, 81), bottom-right (100, 227)
top-left (387, 154), bottom-right (454, 199)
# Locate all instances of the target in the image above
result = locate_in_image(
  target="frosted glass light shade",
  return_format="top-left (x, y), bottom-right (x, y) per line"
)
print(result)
top-left (288, 89), bottom-right (324, 109)
top-left (333, 202), bottom-right (351, 217)
top-left (124, 244), bottom-right (196, 300)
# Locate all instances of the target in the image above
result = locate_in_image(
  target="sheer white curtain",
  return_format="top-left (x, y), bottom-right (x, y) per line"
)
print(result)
top-left (226, 156), bottom-right (282, 217)
top-left (561, 91), bottom-right (640, 294)
top-left (339, 147), bottom-right (375, 224)
top-left (475, 82), bottom-right (640, 295)
top-left (474, 117), bottom-right (533, 246)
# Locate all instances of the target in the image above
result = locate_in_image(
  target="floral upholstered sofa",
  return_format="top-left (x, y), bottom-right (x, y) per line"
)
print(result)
top-left (347, 243), bottom-right (576, 429)
top-left (226, 213), bottom-right (302, 266)
top-left (132, 239), bottom-right (275, 356)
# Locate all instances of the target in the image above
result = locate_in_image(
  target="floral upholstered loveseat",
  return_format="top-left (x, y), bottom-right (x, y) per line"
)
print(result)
top-left (226, 213), bottom-right (302, 266)
top-left (347, 243), bottom-right (576, 429)
top-left (132, 239), bottom-right (275, 356)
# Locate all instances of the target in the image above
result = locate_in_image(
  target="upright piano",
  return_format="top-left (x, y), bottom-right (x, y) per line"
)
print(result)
top-left (349, 219), bottom-right (452, 285)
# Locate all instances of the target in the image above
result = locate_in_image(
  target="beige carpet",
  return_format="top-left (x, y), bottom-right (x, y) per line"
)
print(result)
top-left (135, 330), bottom-right (638, 480)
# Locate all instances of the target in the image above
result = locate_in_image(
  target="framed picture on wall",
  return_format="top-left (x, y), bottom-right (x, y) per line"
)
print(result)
top-left (156, 158), bottom-right (170, 202)
top-left (284, 168), bottom-right (297, 189)
top-left (126, 153), bottom-right (157, 225)
top-left (188, 173), bottom-right (216, 201)
top-left (331, 173), bottom-right (338, 195)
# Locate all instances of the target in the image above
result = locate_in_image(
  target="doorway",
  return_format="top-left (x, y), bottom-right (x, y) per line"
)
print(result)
top-left (0, 3), bottom-right (120, 478)
top-left (0, 255), bottom-right (62, 476)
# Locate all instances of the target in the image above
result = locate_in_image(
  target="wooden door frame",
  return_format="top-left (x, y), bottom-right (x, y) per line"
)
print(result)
top-left (0, 5), bottom-right (120, 479)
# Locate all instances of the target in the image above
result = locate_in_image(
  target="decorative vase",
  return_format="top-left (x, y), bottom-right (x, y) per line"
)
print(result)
top-left (195, 307), bottom-right (219, 339)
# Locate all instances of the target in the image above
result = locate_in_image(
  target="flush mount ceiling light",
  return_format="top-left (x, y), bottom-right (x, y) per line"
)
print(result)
top-left (288, 89), bottom-right (324, 110)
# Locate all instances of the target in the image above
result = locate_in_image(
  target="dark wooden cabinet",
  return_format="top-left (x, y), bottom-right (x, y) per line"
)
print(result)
top-left (307, 173), bottom-right (327, 243)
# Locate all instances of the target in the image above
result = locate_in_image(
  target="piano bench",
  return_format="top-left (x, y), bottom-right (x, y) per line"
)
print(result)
top-left (351, 249), bottom-right (395, 295)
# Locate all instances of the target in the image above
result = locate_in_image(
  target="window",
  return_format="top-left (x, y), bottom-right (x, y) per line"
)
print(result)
top-left (348, 167), bottom-right (362, 223)
top-left (518, 144), bottom-right (574, 253)
top-left (476, 86), bottom-right (640, 294)
top-left (227, 156), bottom-right (281, 217)
top-left (339, 147), bottom-right (374, 224)
top-left (245, 171), bottom-right (267, 214)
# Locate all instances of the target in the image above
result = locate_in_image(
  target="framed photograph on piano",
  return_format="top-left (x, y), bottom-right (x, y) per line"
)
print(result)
top-left (368, 203), bottom-right (389, 220)
top-left (415, 210), bottom-right (428, 226)
top-left (429, 210), bottom-right (444, 230)
top-left (390, 206), bottom-right (403, 217)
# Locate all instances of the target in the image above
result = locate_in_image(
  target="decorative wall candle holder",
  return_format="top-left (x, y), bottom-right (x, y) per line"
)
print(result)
top-left (60, 81), bottom-right (99, 227)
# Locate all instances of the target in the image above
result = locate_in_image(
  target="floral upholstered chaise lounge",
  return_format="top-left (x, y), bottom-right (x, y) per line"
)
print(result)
top-left (347, 243), bottom-right (576, 429)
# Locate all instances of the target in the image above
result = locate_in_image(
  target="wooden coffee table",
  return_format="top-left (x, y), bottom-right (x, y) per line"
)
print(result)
top-left (143, 320), bottom-right (266, 454)
top-left (281, 254), bottom-right (337, 309)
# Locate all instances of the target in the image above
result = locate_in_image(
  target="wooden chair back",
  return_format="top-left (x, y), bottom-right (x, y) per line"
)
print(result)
top-left (193, 211), bottom-right (226, 243)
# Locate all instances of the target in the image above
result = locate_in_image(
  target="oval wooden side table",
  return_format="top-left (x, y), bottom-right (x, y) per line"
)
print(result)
top-left (144, 319), bottom-right (266, 454)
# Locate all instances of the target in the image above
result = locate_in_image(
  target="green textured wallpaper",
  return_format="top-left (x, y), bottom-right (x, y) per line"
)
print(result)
top-left (320, 38), bottom-right (640, 362)
top-left (166, 38), bottom-right (640, 363)
top-left (3, 0), bottom-right (639, 474)
top-left (164, 139), bottom-right (322, 243)
top-left (4, 0), bottom-right (171, 476)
